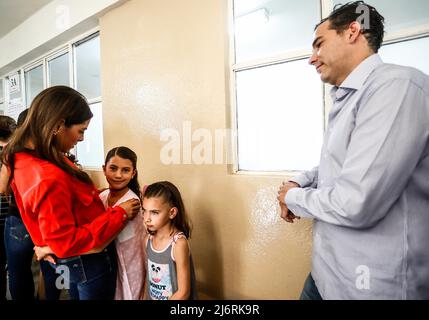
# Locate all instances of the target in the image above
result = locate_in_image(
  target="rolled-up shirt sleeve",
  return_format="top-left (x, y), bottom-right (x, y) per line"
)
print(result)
top-left (289, 166), bottom-right (319, 188)
top-left (285, 79), bottom-right (429, 229)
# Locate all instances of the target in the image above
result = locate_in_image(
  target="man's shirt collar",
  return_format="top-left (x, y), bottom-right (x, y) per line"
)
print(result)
top-left (330, 53), bottom-right (383, 101)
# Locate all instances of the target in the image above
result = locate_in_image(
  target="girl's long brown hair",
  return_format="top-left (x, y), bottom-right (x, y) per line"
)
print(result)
top-left (2, 86), bottom-right (93, 184)
top-left (143, 181), bottom-right (192, 238)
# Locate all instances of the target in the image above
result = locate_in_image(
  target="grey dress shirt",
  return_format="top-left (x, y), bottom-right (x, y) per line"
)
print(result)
top-left (285, 54), bottom-right (429, 299)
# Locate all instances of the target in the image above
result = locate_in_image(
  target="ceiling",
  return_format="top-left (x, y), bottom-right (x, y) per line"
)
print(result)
top-left (0, 0), bottom-right (53, 38)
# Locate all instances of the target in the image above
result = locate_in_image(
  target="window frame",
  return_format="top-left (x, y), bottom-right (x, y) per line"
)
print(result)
top-left (24, 60), bottom-right (45, 108)
top-left (46, 47), bottom-right (71, 87)
top-left (0, 79), bottom-right (4, 114)
top-left (0, 27), bottom-right (103, 171)
top-left (228, 0), bottom-right (429, 176)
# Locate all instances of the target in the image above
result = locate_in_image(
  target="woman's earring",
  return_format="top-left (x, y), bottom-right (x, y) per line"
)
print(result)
top-left (53, 127), bottom-right (62, 136)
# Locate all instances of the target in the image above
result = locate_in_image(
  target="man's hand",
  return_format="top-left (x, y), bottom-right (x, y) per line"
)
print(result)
top-left (277, 181), bottom-right (301, 223)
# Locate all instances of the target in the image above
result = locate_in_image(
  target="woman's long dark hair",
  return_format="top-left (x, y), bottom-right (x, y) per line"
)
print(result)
top-left (2, 86), bottom-right (93, 184)
top-left (143, 181), bottom-right (192, 238)
top-left (105, 146), bottom-right (141, 201)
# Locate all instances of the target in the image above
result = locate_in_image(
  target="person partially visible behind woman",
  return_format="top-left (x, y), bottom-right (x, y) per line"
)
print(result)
top-left (2, 86), bottom-right (141, 300)
top-left (0, 115), bottom-right (16, 301)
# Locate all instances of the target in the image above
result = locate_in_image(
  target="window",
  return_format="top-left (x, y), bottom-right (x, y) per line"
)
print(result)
top-left (0, 30), bottom-right (104, 169)
top-left (76, 102), bottom-right (104, 168)
top-left (232, 0), bottom-right (323, 172)
top-left (236, 60), bottom-right (323, 171)
top-left (74, 35), bottom-right (101, 100)
top-left (234, 0), bottom-right (319, 63)
top-left (74, 34), bottom-right (103, 169)
top-left (231, 0), bottom-right (429, 173)
top-left (333, 0), bottom-right (429, 35)
top-left (48, 52), bottom-right (70, 86)
top-left (25, 64), bottom-right (44, 107)
top-left (380, 36), bottom-right (429, 75)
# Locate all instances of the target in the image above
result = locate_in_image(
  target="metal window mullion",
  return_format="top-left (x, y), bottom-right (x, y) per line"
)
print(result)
top-left (43, 58), bottom-right (47, 90)
top-left (87, 97), bottom-right (102, 105)
top-left (71, 40), bottom-right (78, 160)
top-left (20, 69), bottom-right (26, 108)
top-left (4, 76), bottom-right (9, 108)
top-left (321, 0), bottom-right (333, 19)
top-left (71, 43), bottom-right (77, 90)
top-left (232, 50), bottom-right (312, 72)
top-left (383, 30), bottom-right (429, 46)
top-left (0, 78), bottom-right (4, 103)
top-left (228, 0), bottom-right (239, 173)
top-left (45, 46), bottom-right (68, 62)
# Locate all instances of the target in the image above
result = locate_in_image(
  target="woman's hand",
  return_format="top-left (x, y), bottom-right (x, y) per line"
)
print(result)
top-left (118, 198), bottom-right (141, 220)
top-left (34, 246), bottom-right (56, 264)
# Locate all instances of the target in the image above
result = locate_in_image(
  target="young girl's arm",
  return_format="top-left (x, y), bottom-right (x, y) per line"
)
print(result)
top-left (169, 238), bottom-right (191, 300)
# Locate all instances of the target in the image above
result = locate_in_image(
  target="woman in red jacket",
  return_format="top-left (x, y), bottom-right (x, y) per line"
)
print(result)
top-left (2, 86), bottom-right (141, 300)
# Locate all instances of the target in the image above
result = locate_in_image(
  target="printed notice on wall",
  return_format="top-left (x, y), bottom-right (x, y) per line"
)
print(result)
top-left (8, 73), bottom-right (20, 94)
top-left (6, 98), bottom-right (25, 121)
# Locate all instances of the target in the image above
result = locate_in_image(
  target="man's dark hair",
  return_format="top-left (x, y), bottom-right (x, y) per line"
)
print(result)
top-left (316, 1), bottom-right (385, 52)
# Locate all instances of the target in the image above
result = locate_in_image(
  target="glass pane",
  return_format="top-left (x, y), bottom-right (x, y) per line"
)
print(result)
top-left (0, 79), bottom-right (3, 100)
top-left (0, 102), bottom-right (4, 115)
top-left (233, 0), bottom-right (320, 63)
top-left (236, 59), bottom-right (324, 171)
top-left (75, 35), bottom-right (101, 99)
top-left (332, 0), bottom-right (429, 36)
top-left (25, 65), bottom-right (44, 107)
top-left (76, 102), bottom-right (104, 168)
top-left (48, 52), bottom-right (70, 86)
top-left (380, 36), bottom-right (429, 76)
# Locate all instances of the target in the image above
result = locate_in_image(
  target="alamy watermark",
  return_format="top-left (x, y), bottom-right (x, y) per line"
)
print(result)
top-left (56, 5), bottom-right (70, 30)
top-left (55, 265), bottom-right (70, 290)
top-left (160, 121), bottom-right (235, 165)
top-left (355, 265), bottom-right (370, 290)
top-left (356, 4), bottom-right (370, 30)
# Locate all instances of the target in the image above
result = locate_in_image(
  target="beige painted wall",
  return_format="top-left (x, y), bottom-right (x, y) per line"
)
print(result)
top-left (97, 0), bottom-right (313, 299)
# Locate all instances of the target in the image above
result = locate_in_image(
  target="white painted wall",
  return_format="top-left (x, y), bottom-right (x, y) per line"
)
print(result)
top-left (0, 0), bottom-right (127, 75)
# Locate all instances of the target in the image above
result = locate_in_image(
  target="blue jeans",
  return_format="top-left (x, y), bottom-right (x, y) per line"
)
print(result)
top-left (4, 215), bottom-right (34, 300)
top-left (0, 222), bottom-right (6, 301)
top-left (4, 215), bottom-right (61, 300)
top-left (300, 273), bottom-right (323, 300)
top-left (48, 243), bottom-right (117, 300)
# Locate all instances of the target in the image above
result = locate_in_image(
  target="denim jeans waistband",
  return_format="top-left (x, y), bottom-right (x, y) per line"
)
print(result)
top-left (52, 244), bottom-right (117, 286)
top-left (56, 247), bottom-right (111, 264)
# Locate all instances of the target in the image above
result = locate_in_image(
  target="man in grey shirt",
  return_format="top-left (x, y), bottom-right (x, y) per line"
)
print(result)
top-left (278, 1), bottom-right (429, 299)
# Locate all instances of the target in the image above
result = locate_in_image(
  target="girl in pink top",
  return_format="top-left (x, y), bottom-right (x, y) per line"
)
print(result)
top-left (99, 146), bottom-right (146, 300)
